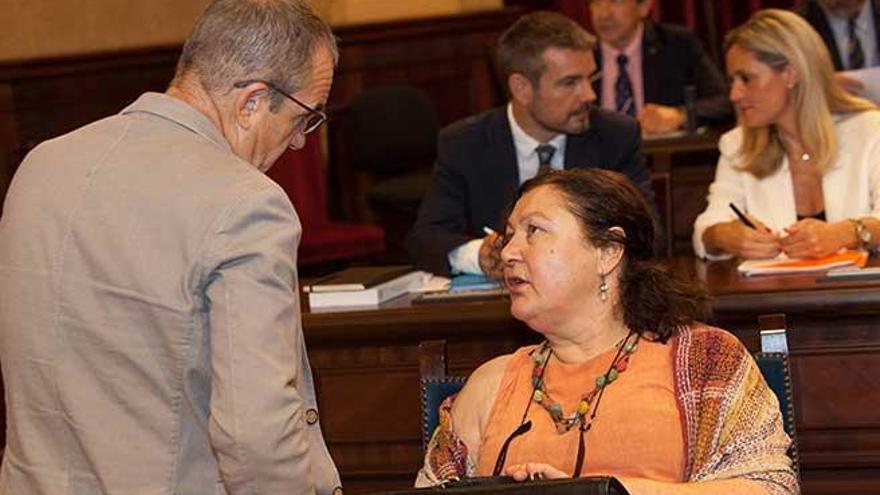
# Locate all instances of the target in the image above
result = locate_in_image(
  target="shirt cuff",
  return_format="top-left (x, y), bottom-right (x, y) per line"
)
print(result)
top-left (692, 224), bottom-right (734, 261)
top-left (447, 238), bottom-right (485, 275)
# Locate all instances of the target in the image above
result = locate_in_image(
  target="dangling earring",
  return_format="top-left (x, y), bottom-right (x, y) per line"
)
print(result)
top-left (598, 273), bottom-right (609, 303)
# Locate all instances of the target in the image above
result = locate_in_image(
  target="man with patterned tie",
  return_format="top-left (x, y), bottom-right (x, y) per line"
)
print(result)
top-left (589, 0), bottom-right (731, 134)
top-left (406, 11), bottom-right (656, 277)
top-left (795, 0), bottom-right (880, 71)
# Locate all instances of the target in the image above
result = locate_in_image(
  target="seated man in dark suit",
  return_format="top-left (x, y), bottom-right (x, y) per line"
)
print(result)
top-left (406, 11), bottom-right (656, 277)
top-left (795, 0), bottom-right (879, 71)
top-left (589, 0), bottom-right (732, 134)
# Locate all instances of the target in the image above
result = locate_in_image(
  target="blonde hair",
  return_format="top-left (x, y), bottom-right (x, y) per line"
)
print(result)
top-left (724, 9), bottom-right (875, 178)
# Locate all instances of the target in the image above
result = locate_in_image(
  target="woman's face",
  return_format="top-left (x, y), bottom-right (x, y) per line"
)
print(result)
top-left (501, 185), bottom-right (603, 331)
top-left (726, 44), bottom-right (795, 128)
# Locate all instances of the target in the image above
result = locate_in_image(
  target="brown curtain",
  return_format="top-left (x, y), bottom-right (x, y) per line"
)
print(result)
top-left (553, 0), bottom-right (800, 62)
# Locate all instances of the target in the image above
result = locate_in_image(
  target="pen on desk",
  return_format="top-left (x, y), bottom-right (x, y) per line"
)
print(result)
top-left (728, 203), bottom-right (757, 230)
top-left (483, 226), bottom-right (498, 237)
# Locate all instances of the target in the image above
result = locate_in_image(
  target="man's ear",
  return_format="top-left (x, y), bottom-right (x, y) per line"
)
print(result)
top-left (233, 82), bottom-right (269, 129)
top-left (598, 227), bottom-right (626, 277)
top-left (508, 73), bottom-right (535, 106)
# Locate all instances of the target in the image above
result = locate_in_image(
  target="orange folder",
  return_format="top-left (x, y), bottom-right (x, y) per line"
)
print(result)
top-left (737, 250), bottom-right (869, 276)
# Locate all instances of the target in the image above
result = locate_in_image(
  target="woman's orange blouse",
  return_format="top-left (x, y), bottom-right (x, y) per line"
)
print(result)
top-left (475, 337), bottom-right (685, 481)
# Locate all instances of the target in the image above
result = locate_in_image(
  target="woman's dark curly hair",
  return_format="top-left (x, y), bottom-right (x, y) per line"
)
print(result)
top-left (508, 168), bottom-right (710, 342)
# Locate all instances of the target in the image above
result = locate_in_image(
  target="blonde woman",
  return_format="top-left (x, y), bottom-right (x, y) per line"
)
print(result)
top-left (693, 9), bottom-right (880, 260)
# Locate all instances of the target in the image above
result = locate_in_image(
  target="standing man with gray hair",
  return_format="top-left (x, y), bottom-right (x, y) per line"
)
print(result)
top-left (0, 1), bottom-right (341, 494)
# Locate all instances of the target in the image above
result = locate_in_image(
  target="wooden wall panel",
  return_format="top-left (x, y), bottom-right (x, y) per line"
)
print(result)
top-left (795, 352), bottom-right (880, 429)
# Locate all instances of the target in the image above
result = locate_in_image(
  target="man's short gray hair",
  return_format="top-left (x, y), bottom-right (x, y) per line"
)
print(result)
top-left (175, 0), bottom-right (338, 106)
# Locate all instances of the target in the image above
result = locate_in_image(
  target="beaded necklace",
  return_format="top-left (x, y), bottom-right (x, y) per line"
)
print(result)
top-left (530, 331), bottom-right (640, 434)
top-left (521, 331), bottom-right (640, 477)
top-left (490, 332), bottom-right (641, 478)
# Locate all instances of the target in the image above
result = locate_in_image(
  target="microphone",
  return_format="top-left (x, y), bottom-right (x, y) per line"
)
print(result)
top-left (491, 420), bottom-right (533, 476)
top-left (684, 84), bottom-right (697, 133)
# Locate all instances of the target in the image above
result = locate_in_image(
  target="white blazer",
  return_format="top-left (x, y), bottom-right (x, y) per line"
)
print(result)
top-left (693, 110), bottom-right (880, 259)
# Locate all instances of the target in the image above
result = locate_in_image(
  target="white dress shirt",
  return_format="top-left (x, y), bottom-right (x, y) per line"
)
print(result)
top-left (447, 104), bottom-right (567, 274)
top-left (822, 0), bottom-right (878, 69)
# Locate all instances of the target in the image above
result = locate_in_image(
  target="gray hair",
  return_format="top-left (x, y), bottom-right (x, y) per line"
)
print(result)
top-left (175, 0), bottom-right (338, 108)
top-left (496, 11), bottom-right (595, 86)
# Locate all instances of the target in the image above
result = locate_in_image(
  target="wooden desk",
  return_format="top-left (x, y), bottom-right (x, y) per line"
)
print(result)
top-left (303, 257), bottom-right (880, 495)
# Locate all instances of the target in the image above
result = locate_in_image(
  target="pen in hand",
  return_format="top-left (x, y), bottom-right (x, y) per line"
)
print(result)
top-left (483, 226), bottom-right (498, 237)
top-left (728, 203), bottom-right (757, 230)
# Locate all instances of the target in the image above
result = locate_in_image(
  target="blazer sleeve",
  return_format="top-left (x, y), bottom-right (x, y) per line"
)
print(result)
top-left (692, 130), bottom-right (743, 260)
top-left (618, 120), bottom-right (654, 208)
top-left (864, 118), bottom-right (880, 220)
top-left (202, 182), bottom-right (339, 495)
top-left (406, 134), bottom-right (478, 276)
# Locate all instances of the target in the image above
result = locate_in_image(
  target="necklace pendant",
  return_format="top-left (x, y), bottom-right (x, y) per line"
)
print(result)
top-left (577, 401), bottom-right (590, 415)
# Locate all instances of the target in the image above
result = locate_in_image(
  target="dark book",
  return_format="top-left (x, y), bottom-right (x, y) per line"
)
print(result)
top-left (303, 265), bottom-right (414, 293)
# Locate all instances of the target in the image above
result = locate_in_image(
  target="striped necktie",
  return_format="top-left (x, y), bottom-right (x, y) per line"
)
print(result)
top-left (615, 54), bottom-right (635, 116)
top-left (535, 144), bottom-right (556, 176)
top-left (848, 16), bottom-right (866, 70)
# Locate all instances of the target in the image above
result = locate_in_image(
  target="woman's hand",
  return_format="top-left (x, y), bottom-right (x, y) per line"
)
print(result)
top-left (703, 220), bottom-right (781, 259)
top-left (780, 219), bottom-right (856, 258)
top-left (504, 462), bottom-right (569, 481)
top-left (638, 104), bottom-right (687, 135)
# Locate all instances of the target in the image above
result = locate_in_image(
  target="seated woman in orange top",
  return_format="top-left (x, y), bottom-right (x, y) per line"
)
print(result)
top-left (416, 169), bottom-right (798, 495)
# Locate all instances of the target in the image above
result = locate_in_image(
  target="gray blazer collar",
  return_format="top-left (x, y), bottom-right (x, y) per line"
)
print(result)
top-left (121, 92), bottom-right (232, 154)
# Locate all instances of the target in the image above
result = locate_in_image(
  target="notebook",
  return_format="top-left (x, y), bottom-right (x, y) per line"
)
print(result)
top-left (737, 250), bottom-right (868, 276)
top-left (303, 265), bottom-right (414, 292)
top-left (307, 270), bottom-right (425, 308)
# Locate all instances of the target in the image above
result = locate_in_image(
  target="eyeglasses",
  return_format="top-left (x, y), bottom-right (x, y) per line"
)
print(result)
top-left (233, 79), bottom-right (327, 135)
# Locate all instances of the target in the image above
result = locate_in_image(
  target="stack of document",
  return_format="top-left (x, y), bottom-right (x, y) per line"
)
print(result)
top-left (304, 265), bottom-right (426, 308)
top-left (737, 250), bottom-right (868, 277)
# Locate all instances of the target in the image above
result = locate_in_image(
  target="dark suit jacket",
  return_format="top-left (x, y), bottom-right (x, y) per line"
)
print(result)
top-left (795, 0), bottom-right (880, 71)
top-left (405, 106), bottom-right (654, 276)
top-left (593, 21), bottom-right (732, 125)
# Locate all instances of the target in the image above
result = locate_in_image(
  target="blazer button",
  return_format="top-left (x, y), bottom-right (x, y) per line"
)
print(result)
top-left (332, 487), bottom-right (343, 495)
top-left (306, 408), bottom-right (319, 425)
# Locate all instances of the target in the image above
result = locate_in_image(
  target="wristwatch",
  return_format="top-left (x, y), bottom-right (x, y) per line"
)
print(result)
top-left (852, 219), bottom-right (873, 250)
